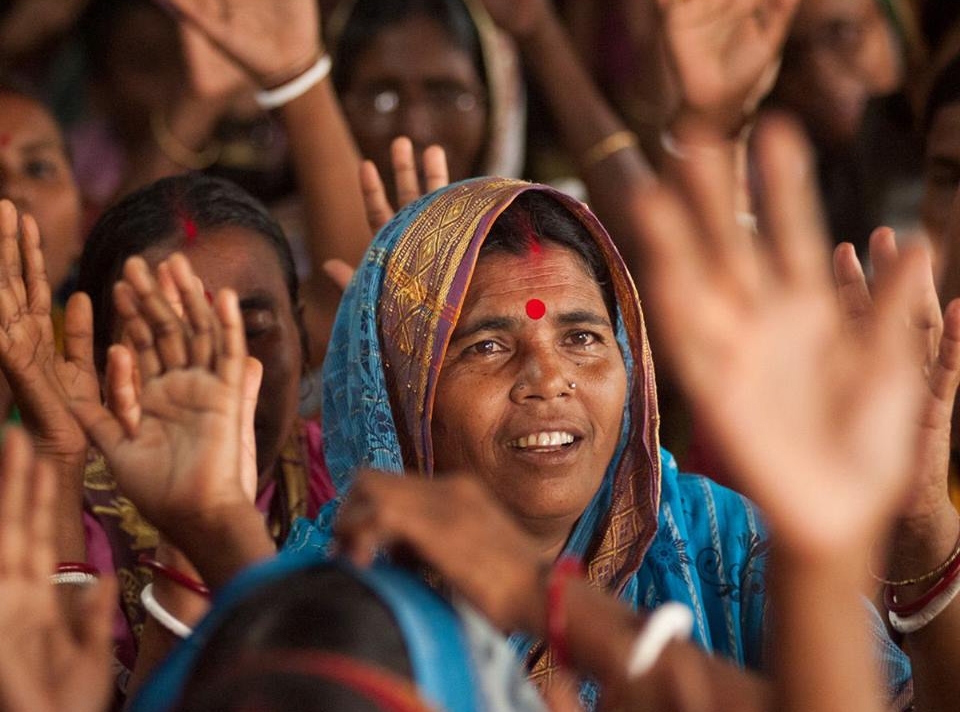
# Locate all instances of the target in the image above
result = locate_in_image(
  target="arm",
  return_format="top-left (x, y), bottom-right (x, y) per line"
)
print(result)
top-left (337, 471), bottom-right (770, 712)
top-left (0, 201), bottom-right (100, 563)
top-left (626, 113), bottom-right (941, 712)
top-left (0, 429), bottom-right (114, 712)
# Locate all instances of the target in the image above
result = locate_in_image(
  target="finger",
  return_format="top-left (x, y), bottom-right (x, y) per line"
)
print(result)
top-left (666, 130), bottom-right (756, 291)
top-left (833, 242), bottom-right (873, 324)
top-left (360, 159), bottom-right (395, 234)
top-left (19, 213), bottom-right (51, 316)
top-left (0, 200), bottom-right (25, 321)
top-left (105, 345), bottom-right (141, 438)
top-left (928, 298), bottom-right (960, 411)
top-left (214, 289), bottom-right (246, 387)
top-left (869, 226), bottom-right (900, 287)
top-left (63, 292), bottom-right (97, 378)
top-left (391, 136), bottom-right (421, 208)
top-left (753, 114), bottom-right (830, 290)
top-left (68, 393), bottom-right (129, 460)
top-left (156, 260), bottom-right (184, 320)
top-left (78, 573), bottom-right (118, 660)
top-left (322, 259), bottom-right (356, 293)
top-left (169, 254), bottom-right (218, 368)
top-left (123, 256), bottom-right (189, 372)
top-left (422, 144), bottom-right (450, 193)
top-left (240, 356), bottom-right (263, 502)
top-left (542, 668), bottom-right (584, 712)
top-left (0, 427), bottom-right (32, 574)
top-left (27, 458), bottom-right (56, 581)
top-left (114, 281), bottom-right (163, 381)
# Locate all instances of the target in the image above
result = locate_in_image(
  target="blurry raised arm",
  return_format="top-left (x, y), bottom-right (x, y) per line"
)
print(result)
top-left (0, 429), bottom-right (115, 712)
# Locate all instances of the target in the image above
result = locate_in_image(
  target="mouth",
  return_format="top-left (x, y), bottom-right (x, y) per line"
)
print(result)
top-left (506, 430), bottom-right (580, 453)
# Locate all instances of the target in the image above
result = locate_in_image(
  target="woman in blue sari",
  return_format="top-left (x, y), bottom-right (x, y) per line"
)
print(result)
top-left (285, 176), bottom-right (911, 706)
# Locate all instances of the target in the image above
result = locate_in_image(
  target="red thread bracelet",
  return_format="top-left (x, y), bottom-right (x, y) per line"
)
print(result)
top-left (546, 556), bottom-right (584, 669)
top-left (138, 555), bottom-right (210, 598)
top-left (885, 550), bottom-right (960, 616)
top-left (56, 562), bottom-right (100, 576)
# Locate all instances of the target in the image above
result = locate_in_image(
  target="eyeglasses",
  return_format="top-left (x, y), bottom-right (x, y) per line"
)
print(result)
top-left (347, 82), bottom-right (487, 119)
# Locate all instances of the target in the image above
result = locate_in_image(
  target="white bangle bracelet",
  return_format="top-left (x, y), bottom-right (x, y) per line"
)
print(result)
top-left (141, 583), bottom-right (193, 639)
top-left (50, 571), bottom-right (98, 587)
top-left (888, 572), bottom-right (960, 634)
top-left (626, 602), bottom-right (695, 679)
top-left (255, 54), bottom-right (332, 110)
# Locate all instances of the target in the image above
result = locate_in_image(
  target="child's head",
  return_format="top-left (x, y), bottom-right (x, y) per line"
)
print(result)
top-left (0, 78), bottom-right (83, 293)
top-left (78, 174), bottom-right (305, 482)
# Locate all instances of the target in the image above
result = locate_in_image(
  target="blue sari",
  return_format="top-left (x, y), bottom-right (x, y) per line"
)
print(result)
top-left (287, 177), bottom-right (912, 708)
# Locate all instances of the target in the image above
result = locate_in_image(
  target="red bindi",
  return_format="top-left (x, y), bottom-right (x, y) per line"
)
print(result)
top-left (182, 216), bottom-right (198, 244)
top-left (525, 298), bottom-right (546, 320)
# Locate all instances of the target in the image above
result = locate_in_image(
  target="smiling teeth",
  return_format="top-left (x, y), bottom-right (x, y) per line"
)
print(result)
top-left (509, 432), bottom-right (576, 449)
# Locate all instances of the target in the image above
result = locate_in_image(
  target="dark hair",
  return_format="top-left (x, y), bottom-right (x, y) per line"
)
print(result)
top-left (175, 568), bottom-right (413, 712)
top-left (481, 192), bottom-right (618, 327)
top-left (331, 0), bottom-right (485, 94)
top-left (77, 173), bottom-right (304, 371)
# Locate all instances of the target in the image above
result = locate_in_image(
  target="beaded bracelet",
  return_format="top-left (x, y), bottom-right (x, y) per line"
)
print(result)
top-left (141, 583), bottom-right (193, 639)
top-left (50, 561), bottom-right (101, 587)
top-left (546, 556), bottom-right (585, 669)
top-left (138, 555), bottom-right (210, 598)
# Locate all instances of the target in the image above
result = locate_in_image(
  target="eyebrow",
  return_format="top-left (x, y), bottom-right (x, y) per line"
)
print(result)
top-left (21, 139), bottom-right (65, 153)
top-left (451, 309), bottom-right (612, 342)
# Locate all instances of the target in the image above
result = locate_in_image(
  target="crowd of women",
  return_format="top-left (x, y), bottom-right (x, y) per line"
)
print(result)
top-left (0, 0), bottom-right (959, 710)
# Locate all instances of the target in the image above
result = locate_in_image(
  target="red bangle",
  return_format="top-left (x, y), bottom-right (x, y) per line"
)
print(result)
top-left (56, 562), bottom-right (100, 576)
top-left (546, 556), bottom-right (584, 669)
top-left (885, 550), bottom-right (960, 616)
top-left (138, 555), bottom-right (210, 598)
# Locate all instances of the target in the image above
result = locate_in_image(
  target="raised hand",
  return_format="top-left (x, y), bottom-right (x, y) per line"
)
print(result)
top-left (0, 200), bottom-right (98, 468)
top-left (362, 138), bottom-right (450, 234)
top-left (630, 116), bottom-right (927, 557)
top-left (0, 428), bottom-right (115, 712)
top-left (835, 230), bottom-right (960, 530)
top-left (337, 471), bottom-right (546, 634)
top-left (659, 0), bottom-right (801, 135)
top-left (161, 0), bottom-right (321, 89)
top-left (69, 254), bottom-right (254, 540)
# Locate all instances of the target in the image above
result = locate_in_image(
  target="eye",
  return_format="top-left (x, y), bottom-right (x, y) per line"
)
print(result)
top-left (465, 339), bottom-right (505, 356)
top-left (564, 331), bottom-right (602, 348)
top-left (25, 159), bottom-right (59, 180)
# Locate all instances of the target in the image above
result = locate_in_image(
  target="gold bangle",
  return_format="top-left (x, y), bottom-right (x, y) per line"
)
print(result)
top-left (870, 522), bottom-right (960, 587)
top-left (582, 130), bottom-right (639, 169)
top-left (150, 111), bottom-right (222, 171)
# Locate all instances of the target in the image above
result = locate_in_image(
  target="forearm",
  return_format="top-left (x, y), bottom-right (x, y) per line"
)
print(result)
top-left (280, 76), bottom-right (370, 274)
top-left (518, 10), bottom-right (653, 266)
top-left (53, 457), bottom-right (87, 562)
top-left (886, 508), bottom-right (960, 712)
top-left (770, 548), bottom-right (885, 712)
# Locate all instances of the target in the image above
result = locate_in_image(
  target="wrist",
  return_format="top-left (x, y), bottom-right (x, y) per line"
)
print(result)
top-left (258, 47), bottom-right (324, 91)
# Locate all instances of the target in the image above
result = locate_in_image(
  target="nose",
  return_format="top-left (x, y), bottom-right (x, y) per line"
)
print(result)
top-left (510, 344), bottom-right (574, 404)
top-left (397, 101), bottom-right (438, 152)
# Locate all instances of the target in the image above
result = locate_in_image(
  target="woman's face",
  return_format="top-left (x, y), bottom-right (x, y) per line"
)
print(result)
top-left (431, 243), bottom-right (627, 542)
top-left (141, 226), bottom-right (303, 484)
top-left (0, 92), bottom-right (82, 292)
top-left (342, 15), bottom-right (488, 201)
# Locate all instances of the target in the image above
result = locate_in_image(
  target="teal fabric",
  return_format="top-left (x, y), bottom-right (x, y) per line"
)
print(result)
top-left (128, 554), bottom-right (488, 712)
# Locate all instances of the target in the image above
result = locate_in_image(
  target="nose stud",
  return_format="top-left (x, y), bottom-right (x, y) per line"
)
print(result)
top-left (568, 382), bottom-right (576, 390)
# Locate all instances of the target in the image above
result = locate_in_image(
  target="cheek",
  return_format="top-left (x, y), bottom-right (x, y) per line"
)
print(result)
top-left (250, 331), bottom-right (301, 419)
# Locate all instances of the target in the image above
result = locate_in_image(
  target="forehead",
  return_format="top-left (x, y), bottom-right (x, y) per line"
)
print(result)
top-left (349, 15), bottom-right (480, 86)
top-left (462, 243), bottom-right (605, 313)
top-left (0, 93), bottom-right (64, 148)
top-left (142, 225), bottom-right (290, 300)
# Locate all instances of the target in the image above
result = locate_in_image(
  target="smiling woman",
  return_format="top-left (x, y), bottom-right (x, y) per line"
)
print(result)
top-left (287, 177), bottom-right (910, 707)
